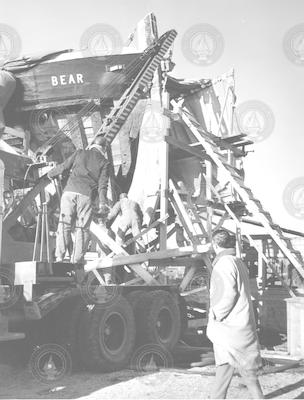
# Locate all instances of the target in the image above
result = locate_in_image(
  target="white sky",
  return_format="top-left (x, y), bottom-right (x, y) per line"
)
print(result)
top-left (2, 0), bottom-right (304, 232)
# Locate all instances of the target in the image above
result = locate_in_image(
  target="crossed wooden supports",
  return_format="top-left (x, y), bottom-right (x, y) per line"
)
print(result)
top-left (87, 219), bottom-right (211, 288)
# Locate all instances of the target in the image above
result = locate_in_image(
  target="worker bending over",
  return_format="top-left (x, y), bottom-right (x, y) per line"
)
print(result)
top-left (48, 136), bottom-right (110, 264)
top-left (107, 193), bottom-right (145, 252)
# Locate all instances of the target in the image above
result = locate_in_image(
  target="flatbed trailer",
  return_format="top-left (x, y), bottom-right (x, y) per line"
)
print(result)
top-left (0, 13), bottom-right (303, 376)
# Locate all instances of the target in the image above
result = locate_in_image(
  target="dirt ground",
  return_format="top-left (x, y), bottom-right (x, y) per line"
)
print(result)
top-left (0, 341), bottom-right (303, 399)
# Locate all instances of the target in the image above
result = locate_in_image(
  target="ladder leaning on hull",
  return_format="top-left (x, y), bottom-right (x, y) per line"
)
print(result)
top-left (94, 29), bottom-right (177, 146)
top-left (37, 29), bottom-right (177, 157)
top-left (6, 30), bottom-right (178, 247)
top-left (171, 100), bottom-right (304, 291)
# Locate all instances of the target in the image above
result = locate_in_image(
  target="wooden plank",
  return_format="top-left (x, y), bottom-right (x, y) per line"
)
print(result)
top-left (222, 134), bottom-right (246, 143)
top-left (203, 176), bottom-right (297, 297)
top-left (159, 365), bottom-right (214, 374)
top-left (148, 256), bottom-right (205, 267)
top-left (123, 214), bottom-right (169, 247)
top-left (261, 350), bottom-right (302, 362)
top-left (85, 236), bottom-right (211, 271)
top-left (92, 30), bottom-right (177, 145)
top-left (0, 150), bottom-right (34, 182)
top-left (183, 105), bottom-right (304, 281)
top-left (169, 180), bottom-right (197, 242)
top-left (260, 361), bottom-right (300, 375)
top-left (188, 318), bottom-right (207, 328)
top-left (138, 15), bottom-right (170, 252)
top-left (159, 90), bottom-right (170, 251)
top-left (121, 277), bottom-right (144, 286)
top-left (89, 221), bottom-right (159, 285)
top-left (165, 136), bottom-right (208, 160)
top-left (3, 175), bottom-right (50, 231)
top-left (181, 287), bottom-right (206, 297)
top-left (0, 160), bottom-right (3, 264)
top-left (179, 265), bottom-right (198, 292)
top-left (213, 212), bottom-right (229, 231)
top-left (76, 114), bottom-right (88, 149)
top-left (205, 161), bottom-right (213, 242)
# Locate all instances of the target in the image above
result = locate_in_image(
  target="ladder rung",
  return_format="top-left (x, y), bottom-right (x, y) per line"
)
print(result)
top-left (185, 113), bottom-right (201, 125)
top-left (260, 212), bottom-right (273, 221)
top-left (272, 224), bottom-right (283, 234)
top-left (194, 235), bottom-right (207, 240)
top-left (241, 187), bottom-right (254, 196)
top-left (251, 197), bottom-right (262, 205)
top-left (212, 149), bottom-right (225, 157)
top-left (233, 180), bottom-right (246, 189)
top-left (201, 135), bottom-right (214, 143)
top-left (290, 250), bottom-right (302, 257)
top-left (182, 109), bottom-right (304, 281)
top-left (222, 163), bottom-right (240, 173)
top-left (189, 142), bottom-right (203, 147)
top-left (215, 153), bottom-right (227, 161)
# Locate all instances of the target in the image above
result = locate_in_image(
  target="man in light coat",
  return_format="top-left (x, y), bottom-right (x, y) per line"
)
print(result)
top-left (207, 229), bottom-right (264, 399)
top-left (106, 193), bottom-right (145, 252)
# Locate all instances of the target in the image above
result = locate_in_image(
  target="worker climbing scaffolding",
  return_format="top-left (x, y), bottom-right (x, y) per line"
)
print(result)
top-left (0, 14), bottom-right (303, 397)
top-left (48, 135), bottom-right (110, 264)
top-left (106, 193), bottom-right (145, 252)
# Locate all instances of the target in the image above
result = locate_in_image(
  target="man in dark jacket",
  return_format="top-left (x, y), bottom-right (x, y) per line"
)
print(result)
top-left (48, 136), bottom-right (110, 263)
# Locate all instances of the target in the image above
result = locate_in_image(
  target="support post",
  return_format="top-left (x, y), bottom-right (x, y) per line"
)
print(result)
top-left (136, 13), bottom-right (169, 251)
top-left (205, 161), bottom-right (213, 241)
top-left (235, 226), bottom-right (242, 258)
top-left (0, 160), bottom-right (4, 264)
top-left (159, 85), bottom-right (170, 250)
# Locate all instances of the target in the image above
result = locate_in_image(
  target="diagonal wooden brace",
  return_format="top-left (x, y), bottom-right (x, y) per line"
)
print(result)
top-left (89, 221), bottom-right (159, 285)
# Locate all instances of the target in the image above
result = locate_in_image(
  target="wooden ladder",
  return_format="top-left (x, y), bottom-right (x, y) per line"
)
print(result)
top-left (169, 180), bottom-right (208, 247)
top-left (173, 101), bottom-right (304, 289)
top-left (36, 29), bottom-right (177, 156)
top-left (90, 29), bottom-right (177, 146)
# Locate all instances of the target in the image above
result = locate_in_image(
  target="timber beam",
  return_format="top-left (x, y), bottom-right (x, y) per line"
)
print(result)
top-left (85, 243), bottom-right (211, 272)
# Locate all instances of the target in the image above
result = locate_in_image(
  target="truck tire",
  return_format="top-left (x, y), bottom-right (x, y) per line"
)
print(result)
top-left (178, 295), bottom-right (188, 337)
top-left (125, 290), bottom-right (148, 311)
top-left (21, 297), bottom-right (86, 368)
top-left (136, 290), bottom-right (181, 350)
top-left (50, 296), bottom-right (87, 367)
top-left (78, 296), bottom-right (136, 371)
